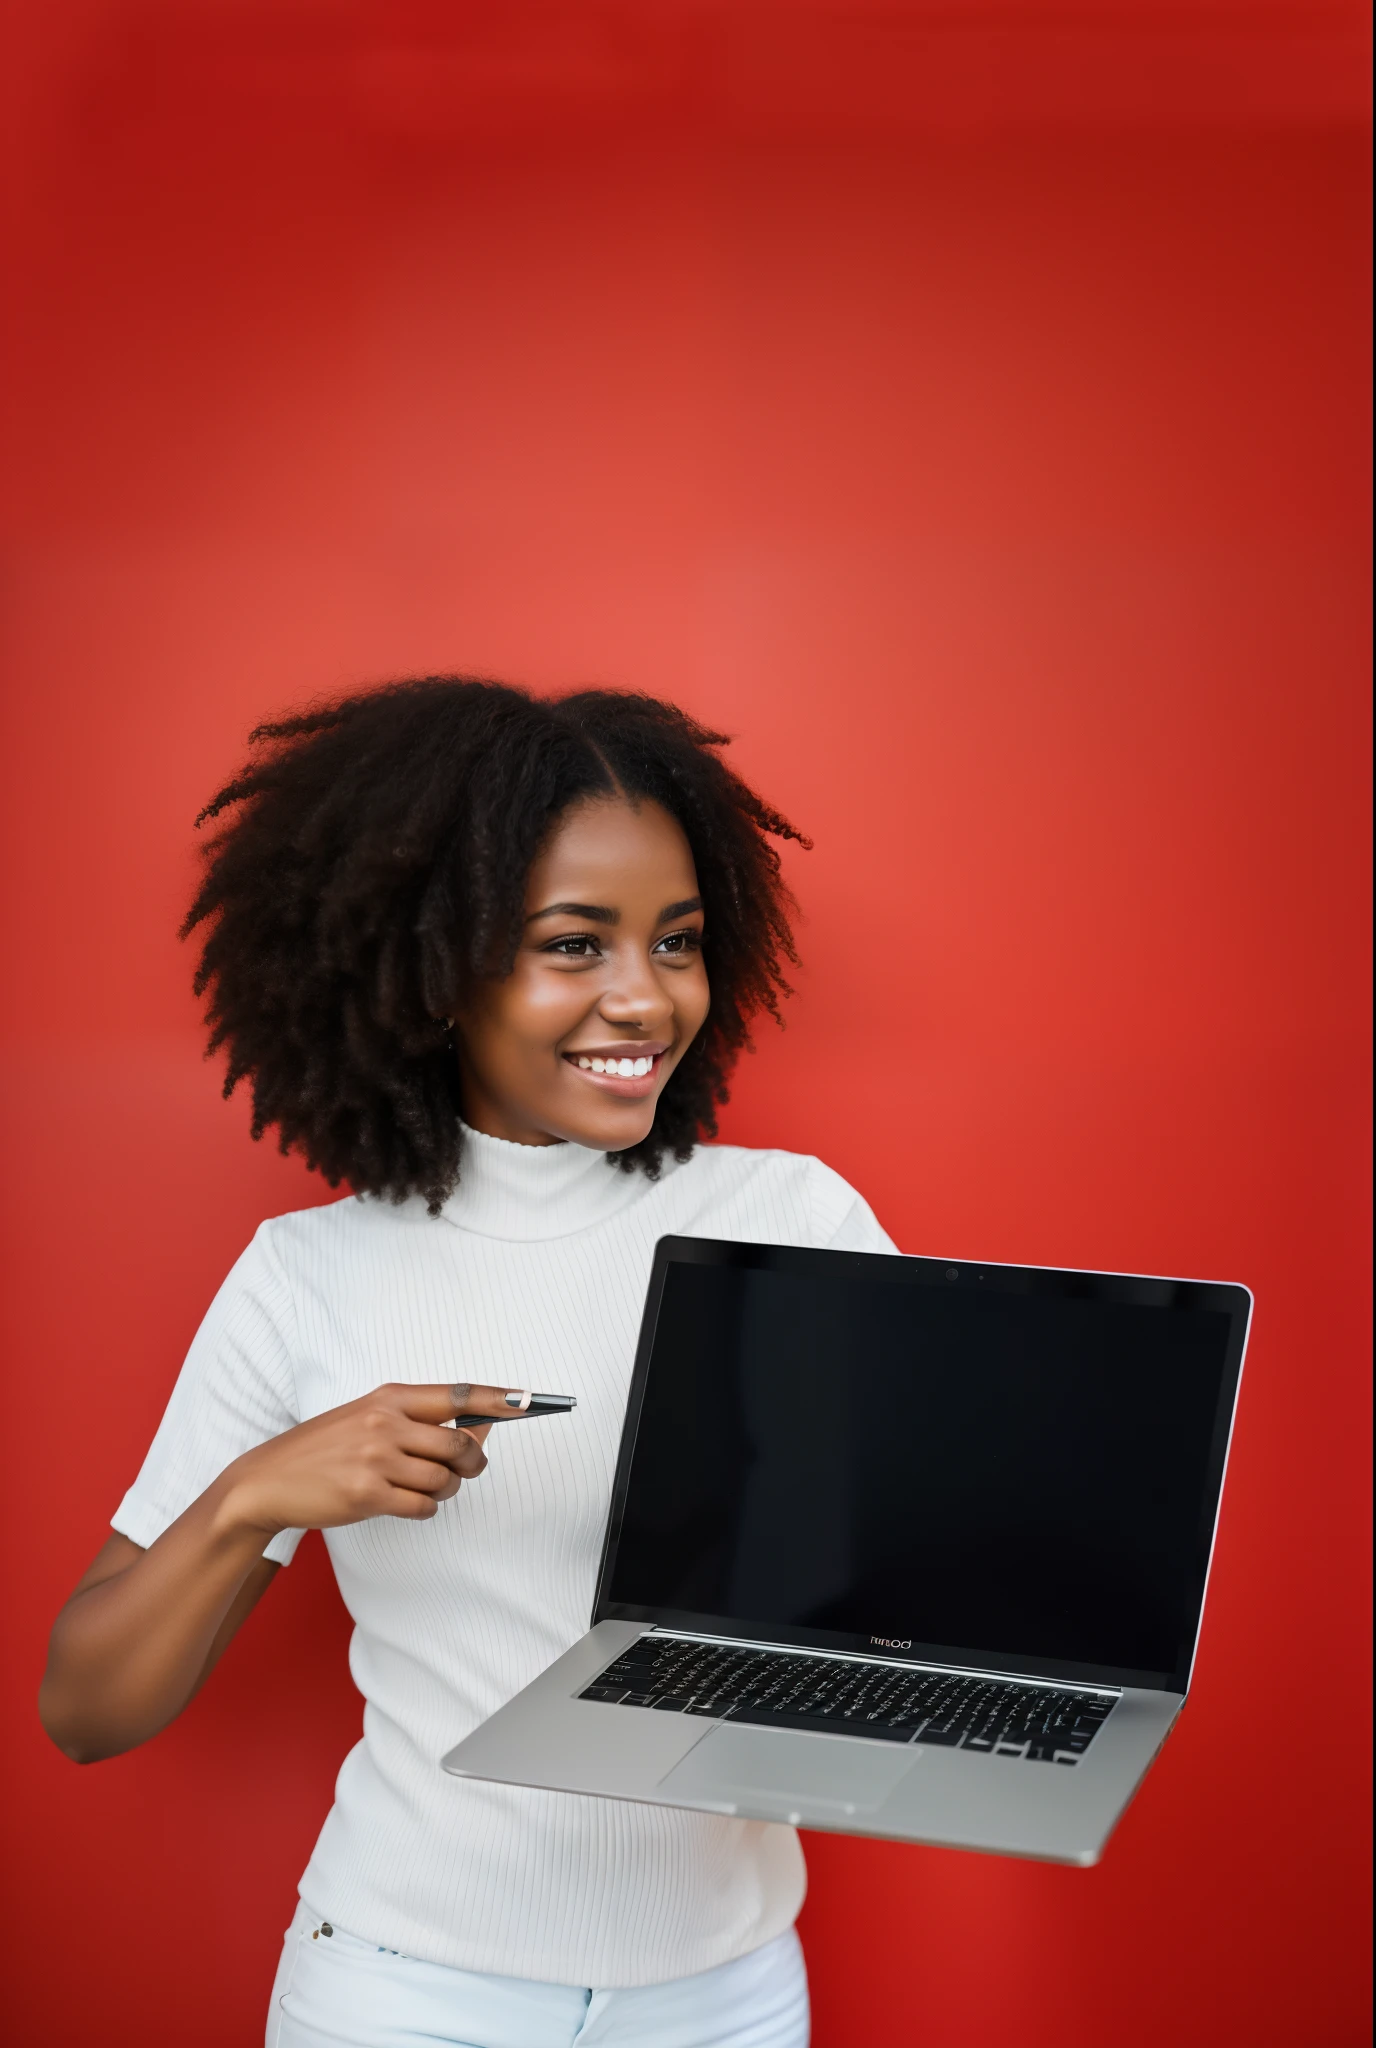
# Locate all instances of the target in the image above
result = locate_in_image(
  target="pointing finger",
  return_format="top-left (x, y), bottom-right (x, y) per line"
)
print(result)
top-left (449, 1383), bottom-right (533, 1424)
top-left (448, 1383), bottom-right (531, 1449)
top-left (391, 1383), bottom-right (532, 1428)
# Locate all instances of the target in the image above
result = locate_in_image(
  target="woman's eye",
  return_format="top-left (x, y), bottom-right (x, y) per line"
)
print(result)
top-left (653, 929), bottom-right (703, 956)
top-left (545, 934), bottom-right (600, 958)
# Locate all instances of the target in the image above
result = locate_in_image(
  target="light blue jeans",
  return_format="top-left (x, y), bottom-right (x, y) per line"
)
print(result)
top-left (266, 1900), bottom-right (810, 2048)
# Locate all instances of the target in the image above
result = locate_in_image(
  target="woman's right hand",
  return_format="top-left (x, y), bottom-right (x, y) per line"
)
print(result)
top-left (41, 1379), bottom-right (534, 1765)
top-left (217, 1381), bottom-right (533, 1539)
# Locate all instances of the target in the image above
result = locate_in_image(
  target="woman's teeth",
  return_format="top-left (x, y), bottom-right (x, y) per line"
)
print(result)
top-left (576, 1056), bottom-right (654, 1077)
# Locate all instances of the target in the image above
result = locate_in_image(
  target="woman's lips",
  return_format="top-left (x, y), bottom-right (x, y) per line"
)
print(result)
top-left (562, 1048), bottom-right (668, 1099)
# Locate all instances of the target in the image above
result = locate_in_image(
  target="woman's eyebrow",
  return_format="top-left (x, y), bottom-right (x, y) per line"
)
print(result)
top-left (525, 895), bottom-right (703, 927)
top-left (526, 901), bottom-right (619, 925)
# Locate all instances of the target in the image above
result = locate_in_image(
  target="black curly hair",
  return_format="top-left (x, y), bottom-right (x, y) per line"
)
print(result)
top-left (184, 677), bottom-right (810, 1212)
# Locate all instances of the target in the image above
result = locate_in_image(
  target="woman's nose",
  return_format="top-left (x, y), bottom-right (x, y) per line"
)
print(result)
top-left (598, 950), bottom-right (674, 1029)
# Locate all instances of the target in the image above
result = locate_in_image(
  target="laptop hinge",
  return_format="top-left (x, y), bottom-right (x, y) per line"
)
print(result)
top-left (646, 1626), bottom-right (1121, 1698)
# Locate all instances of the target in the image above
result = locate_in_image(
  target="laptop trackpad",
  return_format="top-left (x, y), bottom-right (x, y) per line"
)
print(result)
top-left (657, 1724), bottom-right (918, 1817)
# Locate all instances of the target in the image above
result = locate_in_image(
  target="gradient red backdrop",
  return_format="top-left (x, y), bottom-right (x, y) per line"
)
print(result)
top-left (2, 7), bottom-right (1371, 2045)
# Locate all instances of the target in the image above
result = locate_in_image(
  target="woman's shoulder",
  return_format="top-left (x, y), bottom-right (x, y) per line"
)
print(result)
top-left (669, 1142), bottom-right (896, 1253)
top-left (678, 1140), bottom-right (846, 1201)
top-left (251, 1189), bottom-right (431, 1264)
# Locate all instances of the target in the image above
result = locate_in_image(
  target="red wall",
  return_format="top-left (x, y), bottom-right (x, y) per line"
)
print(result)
top-left (2, 8), bottom-right (1370, 2045)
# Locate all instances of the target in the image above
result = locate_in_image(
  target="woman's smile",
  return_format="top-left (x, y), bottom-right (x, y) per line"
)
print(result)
top-left (562, 1044), bottom-right (670, 1097)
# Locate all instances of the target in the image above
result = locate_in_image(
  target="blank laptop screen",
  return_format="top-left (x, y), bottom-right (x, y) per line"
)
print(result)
top-left (604, 1257), bottom-right (1238, 1685)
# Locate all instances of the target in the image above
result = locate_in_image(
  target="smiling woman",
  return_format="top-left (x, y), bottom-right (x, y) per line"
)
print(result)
top-left (39, 676), bottom-right (896, 2048)
top-left (456, 793), bottom-right (712, 1147)
top-left (180, 678), bottom-right (807, 1207)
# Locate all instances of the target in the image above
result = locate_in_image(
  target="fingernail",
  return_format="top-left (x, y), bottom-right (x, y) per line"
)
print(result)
top-left (504, 1389), bottom-right (532, 1410)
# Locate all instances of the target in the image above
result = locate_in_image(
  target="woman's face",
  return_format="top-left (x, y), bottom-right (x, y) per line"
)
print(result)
top-left (453, 795), bottom-right (710, 1150)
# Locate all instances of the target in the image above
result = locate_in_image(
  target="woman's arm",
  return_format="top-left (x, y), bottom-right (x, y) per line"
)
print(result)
top-left (39, 1379), bottom-right (526, 1763)
top-left (41, 1505), bottom-right (282, 1764)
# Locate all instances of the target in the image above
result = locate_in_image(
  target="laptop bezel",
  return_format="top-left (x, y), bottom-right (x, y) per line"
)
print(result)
top-left (591, 1236), bottom-right (1252, 1696)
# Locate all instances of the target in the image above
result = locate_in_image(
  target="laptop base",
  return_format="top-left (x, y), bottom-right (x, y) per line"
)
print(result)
top-left (442, 1621), bottom-right (1183, 1866)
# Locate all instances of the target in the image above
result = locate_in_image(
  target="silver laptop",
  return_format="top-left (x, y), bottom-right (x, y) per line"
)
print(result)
top-left (444, 1237), bottom-right (1251, 1865)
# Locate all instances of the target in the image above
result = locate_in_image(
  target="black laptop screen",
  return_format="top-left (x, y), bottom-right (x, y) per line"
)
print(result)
top-left (600, 1252), bottom-right (1243, 1689)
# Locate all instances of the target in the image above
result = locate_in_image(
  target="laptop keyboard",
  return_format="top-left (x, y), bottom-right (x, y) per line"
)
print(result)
top-left (579, 1637), bottom-right (1116, 1765)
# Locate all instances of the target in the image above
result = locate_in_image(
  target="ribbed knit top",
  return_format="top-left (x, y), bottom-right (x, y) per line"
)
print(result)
top-left (113, 1129), bottom-right (895, 1987)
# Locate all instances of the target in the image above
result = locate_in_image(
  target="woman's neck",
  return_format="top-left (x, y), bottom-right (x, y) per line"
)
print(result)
top-left (438, 1121), bottom-right (647, 1241)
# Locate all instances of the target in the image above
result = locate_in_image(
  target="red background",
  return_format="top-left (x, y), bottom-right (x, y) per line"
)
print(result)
top-left (2, 6), bottom-right (1371, 2045)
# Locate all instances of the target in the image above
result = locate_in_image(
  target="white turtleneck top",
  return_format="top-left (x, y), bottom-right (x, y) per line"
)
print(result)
top-left (113, 1131), bottom-right (895, 1987)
